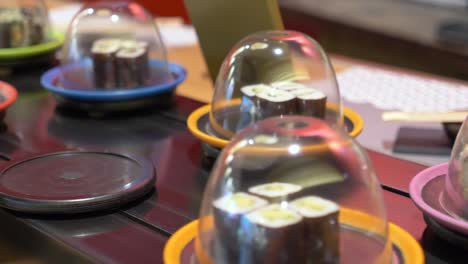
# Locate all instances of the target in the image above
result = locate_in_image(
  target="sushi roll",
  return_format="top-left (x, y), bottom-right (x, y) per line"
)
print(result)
top-left (212, 192), bottom-right (268, 262)
top-left (289, 196), bottom-right (340, 264)
top-left (120, 40), bottom-right (150, 82)
top-left (242, 204), bottom-right (305, 264)
top-left (256, 89), bottom-right (297, 119)
top-left (239, 84), bottom-right (273, 126)
top-left (91, 38), bottom-right (121, 89)
top-left (292, 88), bottom-right (327, 119)
top-left (0, 9), bottom-right (26, 48)
top-left (21, 7), bottom-right (44, 45)
top-left (248, 182), bottom-right (302, 203)
top-left (240, 84), bottom-right (272, 109)
top-left (115, 46), bottom-right (149, 88)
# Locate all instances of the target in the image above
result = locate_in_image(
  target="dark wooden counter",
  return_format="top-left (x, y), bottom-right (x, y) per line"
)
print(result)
top-left (0, 65), bottom-right (465, 263)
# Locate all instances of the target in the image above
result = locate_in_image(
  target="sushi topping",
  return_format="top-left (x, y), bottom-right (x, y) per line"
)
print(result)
top-left (292, 88), bottom-right (326, 100)
top-left (240, 84), bottom-right (272, 97)
top-left (213, 192), bottom-right (267, 214)
top-left (91, 38), bottom-right (121, 54)
top-left (249, 182), bottom-right (302, 198)
top-left (247, 204), bottom-right (302, 228)
top-left (116, 47), bottom-right (146, 58)
top-left (289, 196), bottom-right (339, 217)
top-left (257, 89), bottom-right (295, 102)
top-left (271, 81), bottom-right (308, 91)
top-left (120, 39), bottom-right (148, 50)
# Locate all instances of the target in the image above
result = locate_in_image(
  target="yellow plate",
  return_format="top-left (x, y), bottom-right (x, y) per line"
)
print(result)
top-left (187, 104), bottom-right (364, 149)
top-left (164, 213), bottom-right (424, 264)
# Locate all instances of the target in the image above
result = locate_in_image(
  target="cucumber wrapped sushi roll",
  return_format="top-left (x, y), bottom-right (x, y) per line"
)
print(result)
top-left (91, 38), bottom-right (121, 89)
top-left (242, 204), bottom-right (305, 264)
top-left (289, 196), bottom-right (340, 264)
top-left (257, 89), bottom-right (297, 119)
top-left (292, 88), bottom-right (327, 119)
top-left (212, 192), bottom-right (268, 262)
top-left (248, 182), bottom-right (302, 203)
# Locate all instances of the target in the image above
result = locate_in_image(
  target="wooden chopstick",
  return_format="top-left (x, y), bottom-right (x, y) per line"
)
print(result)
top-left (382, 111), bottom-right (468, 123)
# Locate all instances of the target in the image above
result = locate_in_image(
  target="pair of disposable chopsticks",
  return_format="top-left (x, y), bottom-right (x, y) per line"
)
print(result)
top-left (382, 111), bottom-right (468, 123)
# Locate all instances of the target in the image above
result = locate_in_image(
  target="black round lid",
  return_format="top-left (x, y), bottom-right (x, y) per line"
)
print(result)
top-left (0, 151), bottom-right (155, 214)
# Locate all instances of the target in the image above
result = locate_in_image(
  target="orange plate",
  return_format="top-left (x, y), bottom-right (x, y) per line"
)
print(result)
top-left (164, 210), bottom-right (423, 264)
top-left (187, 103), bottom-right (364, 149)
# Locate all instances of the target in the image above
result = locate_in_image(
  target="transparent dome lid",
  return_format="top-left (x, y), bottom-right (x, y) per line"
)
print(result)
top-left (0, 0), bottom-right (51, 48)
top-left (58, 1), bottom-right (171, 90)
top-left (210, 30), bottom-right (343, 140)
top-left (445, 117), bottom-right (468, 220)
top-left (198, 116), bottom-right (390, 264)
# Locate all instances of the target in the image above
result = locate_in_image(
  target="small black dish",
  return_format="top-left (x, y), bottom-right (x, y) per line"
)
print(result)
top-left (424, 214), bottom-right (468, 250)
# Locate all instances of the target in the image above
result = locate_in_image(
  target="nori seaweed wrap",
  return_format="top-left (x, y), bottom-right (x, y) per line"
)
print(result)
top-left (212, 192), bottom-right (268, 263)
top-left (242, 204), bottom-right (305, 264)
top-left (292, 88), bottom-right (327, 119)
top-left (120, 40), bottom-right (149, 83)
top-left (289, 196), bottom-right (340, 264)
top-left (115, 46), bottom-right (148, 88)
top-left (91, 38), bottom-right (121, 89)
top-left (257, 89), bottom-right (297, 119)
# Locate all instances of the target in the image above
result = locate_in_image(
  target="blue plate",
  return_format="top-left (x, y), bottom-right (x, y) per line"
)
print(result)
top-left (41, 60), bottom-right (186, 102)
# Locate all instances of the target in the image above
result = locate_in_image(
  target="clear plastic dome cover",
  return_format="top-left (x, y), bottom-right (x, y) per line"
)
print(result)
top-left (58, 1), bottom-right (171, 90)
top-left (210, 30), bottom-right (343, 140)
top-left (445, 117), bottom-right (468, 220)
top-left (198, 116), bottom-right (390, 264)
top-left (0, 0), bottom-right (51, 48)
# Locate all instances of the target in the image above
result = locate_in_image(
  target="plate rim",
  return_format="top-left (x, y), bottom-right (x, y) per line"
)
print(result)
top-left (0, 81), bottom-right (18, 111)
top-left (409, 162), bottom-right (468, 235)
top-left (163, 217), bottom-right (424, 264)
top-left (0, 150), bottom-right (155, 214)
top-left (187, 103), bottom-right (364, 149)
top-left (40, 61), bottom-right (186, 102)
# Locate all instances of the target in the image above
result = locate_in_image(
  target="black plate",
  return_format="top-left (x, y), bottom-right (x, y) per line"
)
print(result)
top-left (0, 151), bottom-right (155, 214)
top-left (424, 214), bottom-right (468, 250)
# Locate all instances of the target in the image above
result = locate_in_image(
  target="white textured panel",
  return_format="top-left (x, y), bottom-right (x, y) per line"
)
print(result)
top-left (337, 66), bottom-right (468, 112)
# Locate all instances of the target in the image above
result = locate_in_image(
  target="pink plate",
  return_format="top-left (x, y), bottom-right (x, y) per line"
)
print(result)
top-left (409, 162), bottom-right (468, 235)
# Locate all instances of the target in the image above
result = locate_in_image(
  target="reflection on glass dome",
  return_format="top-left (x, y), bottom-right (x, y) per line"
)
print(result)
top-left (0, 0), bottom-right (51, 48)
top-left (58, 1), bottom-right (171, 90)
top-left (198, 116), bottom-right (390, 264)
top-left (445, 117), bottom-right (468, 220)
top-left (210, 30), bottom-right (343, 140)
